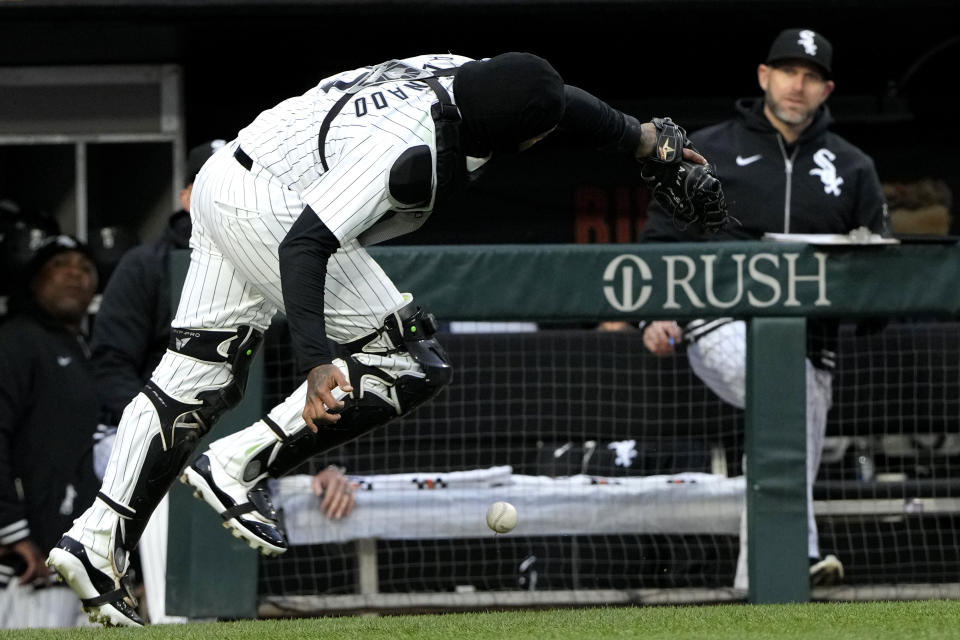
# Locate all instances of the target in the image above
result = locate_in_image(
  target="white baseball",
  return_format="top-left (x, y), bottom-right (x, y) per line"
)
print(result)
top-left (486, 501), bottom-right (518, 534)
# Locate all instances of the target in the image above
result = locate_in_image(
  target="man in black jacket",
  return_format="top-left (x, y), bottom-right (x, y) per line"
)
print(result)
top-left (640, 28), bottom-right (888, 589)
top-left (643, 30), bottom-right (885, 242)
top-left (0, 235), bottom-right (100, 628)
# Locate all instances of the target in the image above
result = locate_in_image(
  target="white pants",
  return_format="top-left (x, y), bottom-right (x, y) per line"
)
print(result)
top-left (686, 320), bottom-right (833, 588)
top-left (0, 581), bottom-right (93, 629)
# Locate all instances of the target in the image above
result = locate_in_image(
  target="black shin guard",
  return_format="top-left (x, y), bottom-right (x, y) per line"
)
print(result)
top-left (258, 305), bottom-right (453, 480)
top-left (258, 354), bottom-right (419, 479)
top-left (102, 326), bottom-right (264, 551)
top-left (261, 420), bottom-right (363, 479)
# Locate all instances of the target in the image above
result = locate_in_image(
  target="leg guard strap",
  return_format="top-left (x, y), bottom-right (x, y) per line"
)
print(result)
top-left (168, 325), bottom-right (260, 364)
top-left (95, 492), bottom-right (136, 519)
top-left (221, 484), bottom-right (278, 522)
top-left (343, 300), bottom-right (440, 354)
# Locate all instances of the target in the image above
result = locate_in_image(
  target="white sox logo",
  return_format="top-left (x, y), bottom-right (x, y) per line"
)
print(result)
top-left (608, 440), bottom-right (638, 468)
top-left (603, 252), bottom-right (831, 312)
top-left (810, 148), bottom-right (844, 196)
top-left (798, 30), bottom-right (818, 55)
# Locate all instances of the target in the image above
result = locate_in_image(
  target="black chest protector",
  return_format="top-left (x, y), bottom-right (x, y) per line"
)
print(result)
top-left (428, 77), bottom-right (468, 213)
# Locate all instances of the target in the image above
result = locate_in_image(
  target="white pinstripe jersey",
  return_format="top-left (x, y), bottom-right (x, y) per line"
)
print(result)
top-left (236, 53), bottom-right (473, 245)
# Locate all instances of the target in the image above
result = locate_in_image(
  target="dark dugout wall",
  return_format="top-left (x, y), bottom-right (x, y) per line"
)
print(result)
top-left (1, 0), bottom-right (958, 242)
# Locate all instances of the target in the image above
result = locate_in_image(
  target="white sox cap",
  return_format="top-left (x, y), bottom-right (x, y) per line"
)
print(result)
top-left (766, 28), bottom-right (833, 79)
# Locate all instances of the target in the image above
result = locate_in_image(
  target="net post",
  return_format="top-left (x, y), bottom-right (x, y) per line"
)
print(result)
top-left (746, 317), bottom-right (810, 603)
top-left (356, 538), bottom-right (379, 596)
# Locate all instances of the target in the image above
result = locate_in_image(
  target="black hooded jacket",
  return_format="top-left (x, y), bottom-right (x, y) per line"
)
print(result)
top-left (641, 98), bottom-right (888, 370)
top-left (643, 98), bottom-right (887, 241)
top-left (0, 304), bottom-right (100, 583)
top-left (90, 210), bottom-right (192, 424)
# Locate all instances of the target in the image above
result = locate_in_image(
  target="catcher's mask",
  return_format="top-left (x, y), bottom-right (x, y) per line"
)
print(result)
top-left (453, 52), bottom-right (566, 155)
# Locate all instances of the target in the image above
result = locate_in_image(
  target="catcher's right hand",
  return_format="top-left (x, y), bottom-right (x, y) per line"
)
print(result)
top-left (303, 362), bottom-right (353, 431)
top-left (639, 117), bottom-right (730, 234)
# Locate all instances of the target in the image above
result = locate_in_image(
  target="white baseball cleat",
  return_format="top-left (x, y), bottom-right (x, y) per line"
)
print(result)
top-left (46, 535), bottom-right (144, 628)
top-left (181, 453), bottom-right (288, 556)
top-left (810, 554), bottom-right (845, 586)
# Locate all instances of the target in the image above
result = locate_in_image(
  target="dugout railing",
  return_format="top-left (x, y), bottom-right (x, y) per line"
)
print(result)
top-left (164, 240), bottom-right (960, 619)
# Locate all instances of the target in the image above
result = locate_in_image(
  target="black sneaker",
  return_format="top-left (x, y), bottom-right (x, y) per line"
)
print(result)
top-left (46, 535), bottom-right (144, 627)
top-left (181, 453), bottom-right (288, 556)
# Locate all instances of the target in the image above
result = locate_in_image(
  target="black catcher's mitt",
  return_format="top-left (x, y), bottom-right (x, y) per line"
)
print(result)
top-left (639, 117), bottom-right (729, 233)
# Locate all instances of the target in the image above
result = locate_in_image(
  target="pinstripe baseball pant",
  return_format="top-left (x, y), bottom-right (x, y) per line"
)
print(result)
top-left (685, 320), bottom-right (833, 588)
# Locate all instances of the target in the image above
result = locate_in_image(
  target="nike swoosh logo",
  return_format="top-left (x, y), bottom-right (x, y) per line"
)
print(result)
top-left (736, 154), bottom-right (762, 166)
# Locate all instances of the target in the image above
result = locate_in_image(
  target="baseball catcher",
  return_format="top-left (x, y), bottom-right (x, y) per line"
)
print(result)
top-left (48, 52), bottom-right (729, 627)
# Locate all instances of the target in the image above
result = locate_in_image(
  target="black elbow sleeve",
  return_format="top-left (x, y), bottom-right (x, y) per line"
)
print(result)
top-left (561, 85), bottom-right (643, 154)
top-left (279, 206), bottom-right (342, 373)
